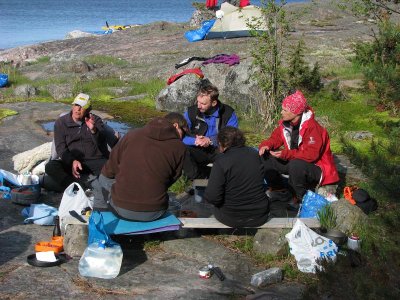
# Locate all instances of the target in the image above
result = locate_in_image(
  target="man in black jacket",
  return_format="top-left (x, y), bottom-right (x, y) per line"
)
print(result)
top-left (44, 93), bottom-right (118, 192)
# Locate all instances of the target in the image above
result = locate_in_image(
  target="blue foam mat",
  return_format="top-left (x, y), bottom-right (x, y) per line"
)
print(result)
top-left (100, 211), bottom-right (181, 235)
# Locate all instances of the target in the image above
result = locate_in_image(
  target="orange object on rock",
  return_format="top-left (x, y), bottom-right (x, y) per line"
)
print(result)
top-left (35, 236), bottom-right (64, 253)
top-left (343, 186), bottom-right (357, 205)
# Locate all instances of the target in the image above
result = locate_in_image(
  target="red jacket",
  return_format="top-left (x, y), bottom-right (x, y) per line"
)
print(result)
top-left (259, 108), bottom-right (339, 186)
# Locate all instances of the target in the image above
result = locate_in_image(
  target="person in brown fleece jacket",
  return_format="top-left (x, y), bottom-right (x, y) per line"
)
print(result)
top-left (92, 112), bottom-right (188, 221)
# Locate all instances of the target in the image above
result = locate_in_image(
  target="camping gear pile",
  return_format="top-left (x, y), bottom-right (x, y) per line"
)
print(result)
top-left (0, 169), bottom-right (41, 205)
top-left (344, 185), bottom-right (378, 214)
top-left (185, 2), bottom-right (267, 42)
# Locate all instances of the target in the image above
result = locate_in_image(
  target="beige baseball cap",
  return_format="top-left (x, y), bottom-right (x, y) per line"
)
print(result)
top-left (72, 93), bottom-right (91, 109)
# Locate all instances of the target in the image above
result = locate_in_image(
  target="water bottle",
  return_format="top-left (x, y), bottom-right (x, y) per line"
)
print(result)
top-left (78, 241), bottom-right (123, 279)
top-left (53, 216), bottom-right (61, 237)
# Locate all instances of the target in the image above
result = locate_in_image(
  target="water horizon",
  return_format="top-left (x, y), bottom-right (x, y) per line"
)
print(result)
top-left (0, 0), bottom-right (306, 50)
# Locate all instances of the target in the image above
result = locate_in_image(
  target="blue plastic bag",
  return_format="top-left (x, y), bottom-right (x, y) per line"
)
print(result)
top-left (88, 211), bottom-right (118, 247)
top-left (299, 190), bottom-right (329, 218)
top-left (21, 203), bottom-right (58, 225)
top-left (184, 19), bottom-right (216, 42)
top-left (0, 73), bottom-right (8, 88)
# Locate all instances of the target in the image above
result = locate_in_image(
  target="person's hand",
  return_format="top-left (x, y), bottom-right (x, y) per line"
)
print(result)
top-left (270, 150), bottom-right (282, 158)
top-left (259, 146), bottom-right (270, 156)
top-left (72, 160), bottom-right (82, 178)
top-left (85, 113), bottom-right (96, 133)
top-left (195, 135), bottom-right (212, 147)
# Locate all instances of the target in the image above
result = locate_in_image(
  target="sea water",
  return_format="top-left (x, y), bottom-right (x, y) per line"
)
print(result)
top-left (0, 0), bottom-right (306, 50)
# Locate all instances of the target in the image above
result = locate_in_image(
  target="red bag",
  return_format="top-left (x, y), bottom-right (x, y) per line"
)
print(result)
top-left (240, 0), bottom-right (250, 7)
top-left (206, 0), bottom-right (218, 8)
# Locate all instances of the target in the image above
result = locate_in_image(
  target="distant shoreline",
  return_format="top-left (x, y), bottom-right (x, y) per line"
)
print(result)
top-left (0, 0), bottom-right (309, 51)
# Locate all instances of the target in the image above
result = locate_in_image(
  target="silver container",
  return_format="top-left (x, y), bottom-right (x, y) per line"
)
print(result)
top-left (347, 235), bottom-right (361, 252)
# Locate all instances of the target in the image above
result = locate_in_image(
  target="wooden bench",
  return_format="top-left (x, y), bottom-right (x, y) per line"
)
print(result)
top-left (192, 179), bottom-right (209, 188)
top-left (63, 215), bottom-right (319, 229)
top-left (179, 217), bottom-right (319, 228)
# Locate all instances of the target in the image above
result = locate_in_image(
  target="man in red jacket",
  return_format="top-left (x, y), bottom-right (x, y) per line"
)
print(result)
top-left (92, 113), bottom-right (188, 221)
top-left (259, 90), bottom-right (339, 202)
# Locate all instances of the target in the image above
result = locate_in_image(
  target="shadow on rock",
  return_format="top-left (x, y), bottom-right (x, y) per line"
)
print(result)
top-left (113, 235), bottom-right (148, 276)
top-left (0, 230), bottom-right (31, 266)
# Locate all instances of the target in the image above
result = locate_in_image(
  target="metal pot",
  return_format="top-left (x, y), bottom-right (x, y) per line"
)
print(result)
top-left (321, 229), bottom-right (348, 246)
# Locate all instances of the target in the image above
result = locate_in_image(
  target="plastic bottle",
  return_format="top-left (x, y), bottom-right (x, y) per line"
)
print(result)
top-left (78, 241), bottom-right (123, 279)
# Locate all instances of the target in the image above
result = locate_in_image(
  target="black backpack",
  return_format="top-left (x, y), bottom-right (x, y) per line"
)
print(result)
top-left (352, 189), bottom-right (378, 215)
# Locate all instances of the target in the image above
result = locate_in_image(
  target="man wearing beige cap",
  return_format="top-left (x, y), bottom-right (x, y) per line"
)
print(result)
top-left (44, 93), bottom-right (118, 192)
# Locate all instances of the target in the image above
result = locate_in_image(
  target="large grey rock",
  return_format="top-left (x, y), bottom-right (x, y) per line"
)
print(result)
top-left (63, 224), bottom-right (88, 257)
top-left (162, 237), bottom-right (260, 280)
top-left (334, 154), bottom-right (368, 184)
top-left (346, 131), bottom-right (374, 140)
top-left (203, 59), bottom-right (262, 112)
top-left (331, 199), bottom-right (368, 234)
top-left (156, 75), bottom-right (201, 112)
top-left (46, 83), bottom-right (73, 100)
top-left (246, 283), bottom-right (306, 300)
top-left (253, 228), bottom-right (288, 255)
top-left (14, 84), bottom-right (37, 98)
top-left (67, 60), bottom-right (92, 73)
top-left (156, 58), bottom-right (264, 113)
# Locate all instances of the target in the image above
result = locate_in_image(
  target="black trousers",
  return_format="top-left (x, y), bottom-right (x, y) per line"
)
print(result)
top-left (183, 146), bottom-right (219, 179)
top-left (45, 158), bottom-right (106, 192)
top-left (262, 157), bottom-right (322, 200)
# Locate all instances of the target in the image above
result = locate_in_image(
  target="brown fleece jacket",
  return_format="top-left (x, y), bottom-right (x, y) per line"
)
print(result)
top-left (101, 117), bottom-right (186, 212)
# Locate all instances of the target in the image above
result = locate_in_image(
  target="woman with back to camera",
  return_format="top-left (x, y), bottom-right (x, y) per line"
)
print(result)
top-left (203, 126), bottom-right (270, 227)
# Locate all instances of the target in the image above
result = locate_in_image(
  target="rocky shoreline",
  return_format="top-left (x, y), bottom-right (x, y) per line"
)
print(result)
top-left (0, 2), bottom-right (376, 298)
top-left (0, 1), bottom-right (374, 74)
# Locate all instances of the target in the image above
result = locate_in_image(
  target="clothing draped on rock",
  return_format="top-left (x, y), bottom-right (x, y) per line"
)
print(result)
top-left (167, 68), bottom-right (204, 85)
top-left (202, 54), bottom-right (240, 66)
top-left (175, 54), bottom-right (240, 69)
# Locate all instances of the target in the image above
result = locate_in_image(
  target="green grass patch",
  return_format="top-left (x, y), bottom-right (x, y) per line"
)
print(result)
top-left (128, 79), bottom-right (165, 99)
top-left (322, 64), bottom-right (363, 80)
top-left (0, 108), bottom-right (18, 120)
top-left (95, 98), bottom-right (164, 127)
top-left (143, 240), bottom-right (162, 252)
top-left (169, 175), bottom-right (191, 194)
top-left (25, 56), bottom-right (51, 66)
top-left (0, 66), bottom-right (32, 86)
top-left (76, 77), bottom-right (126, 91)
top-left (83, 55), bottom-right (129, 67)
top-left (309, 91), bottom-right (397, 141)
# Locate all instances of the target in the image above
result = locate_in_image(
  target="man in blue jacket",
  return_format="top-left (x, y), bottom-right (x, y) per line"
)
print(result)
top-left (183, 79), bottom-right (238, 179)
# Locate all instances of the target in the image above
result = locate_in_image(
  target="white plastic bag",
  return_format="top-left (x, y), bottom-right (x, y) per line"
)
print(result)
top-left (285, 219), bottom-right (338, 273)
top-left (58, 183), bottom-right (91, 227)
